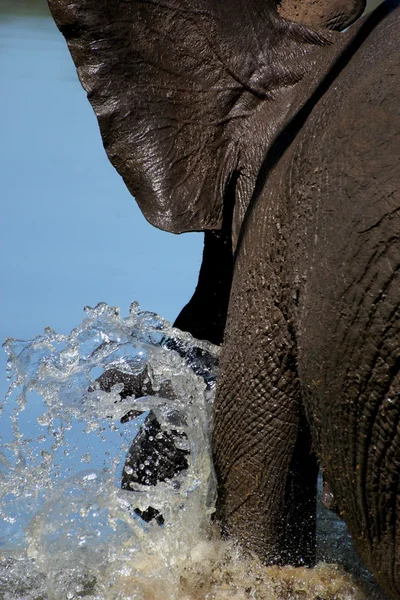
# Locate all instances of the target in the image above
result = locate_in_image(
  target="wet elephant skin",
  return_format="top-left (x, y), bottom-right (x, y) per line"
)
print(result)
top-left (47, 0), bottom-right (400, 596)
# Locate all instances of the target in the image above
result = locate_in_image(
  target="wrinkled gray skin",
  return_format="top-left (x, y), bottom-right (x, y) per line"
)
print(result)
top-left (48, 0), bottom-right (400, 596)
top-left (277, 0), bottom-right (366, 29)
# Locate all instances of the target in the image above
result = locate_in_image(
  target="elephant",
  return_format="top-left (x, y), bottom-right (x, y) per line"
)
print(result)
top-left (47, 0), bottom-right (400, 597)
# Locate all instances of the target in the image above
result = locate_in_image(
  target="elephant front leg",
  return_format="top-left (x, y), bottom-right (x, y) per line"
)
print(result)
top-left (213, 304), bottom-right (318, 566)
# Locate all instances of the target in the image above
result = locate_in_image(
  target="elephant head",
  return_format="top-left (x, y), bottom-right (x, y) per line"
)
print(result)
top-left (48, 0), bottom-right (400, 597)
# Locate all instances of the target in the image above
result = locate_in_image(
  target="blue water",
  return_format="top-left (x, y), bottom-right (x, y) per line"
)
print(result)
top-left (0, 1), bottom-right (202, 406)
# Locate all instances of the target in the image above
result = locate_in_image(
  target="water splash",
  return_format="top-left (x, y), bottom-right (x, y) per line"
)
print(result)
top-left (1, 302), bottom-right (219, 598)
top-left (0, 303), bottom-right (384, 599)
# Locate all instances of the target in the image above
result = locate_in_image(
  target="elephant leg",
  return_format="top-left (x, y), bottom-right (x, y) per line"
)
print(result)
top-left (174, 229), bottom-right (233, 346)
top-left (213, 299), bottom-right (318, 566)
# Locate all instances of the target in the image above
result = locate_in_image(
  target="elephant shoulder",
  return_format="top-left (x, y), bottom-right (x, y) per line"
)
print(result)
top-left (316, 2), bottom-right (400, 166)
top-left (316, 1), bottom-right (400, 128)
top-left (348, 0), bottom-right (400, 109)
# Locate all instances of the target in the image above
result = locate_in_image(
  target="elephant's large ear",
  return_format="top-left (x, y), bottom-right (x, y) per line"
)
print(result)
top-left (48, 0), bottom-right (288, 233)
top-left (276, 0), bottom-right (366, 31)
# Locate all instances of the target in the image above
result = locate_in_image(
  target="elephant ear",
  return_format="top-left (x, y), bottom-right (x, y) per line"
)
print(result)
top-left (48, 0), bottom-right (330, 233)
top-left (45, 0), bottom-right (261, 232)
top-left (276, 0), bottom-right (366, 31)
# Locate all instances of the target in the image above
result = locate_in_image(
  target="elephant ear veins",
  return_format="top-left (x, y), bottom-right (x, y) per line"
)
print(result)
top-left (48, 0), bottom-right (331, 233)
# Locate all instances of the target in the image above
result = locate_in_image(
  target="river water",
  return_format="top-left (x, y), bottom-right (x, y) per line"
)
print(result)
top-left (0, 1), bottom-right (388, 599)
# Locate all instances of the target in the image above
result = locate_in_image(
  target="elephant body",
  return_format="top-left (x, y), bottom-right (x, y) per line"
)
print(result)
top-left (214, 6), bottom-right (400, 593)
top-left (48, 0), bottom-right (400, 596)
top-left (298, 16), bottom-right (399, 588)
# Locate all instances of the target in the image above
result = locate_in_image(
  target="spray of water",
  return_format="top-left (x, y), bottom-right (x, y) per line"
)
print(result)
top-left (0, 303), bottom-right (385, 599)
